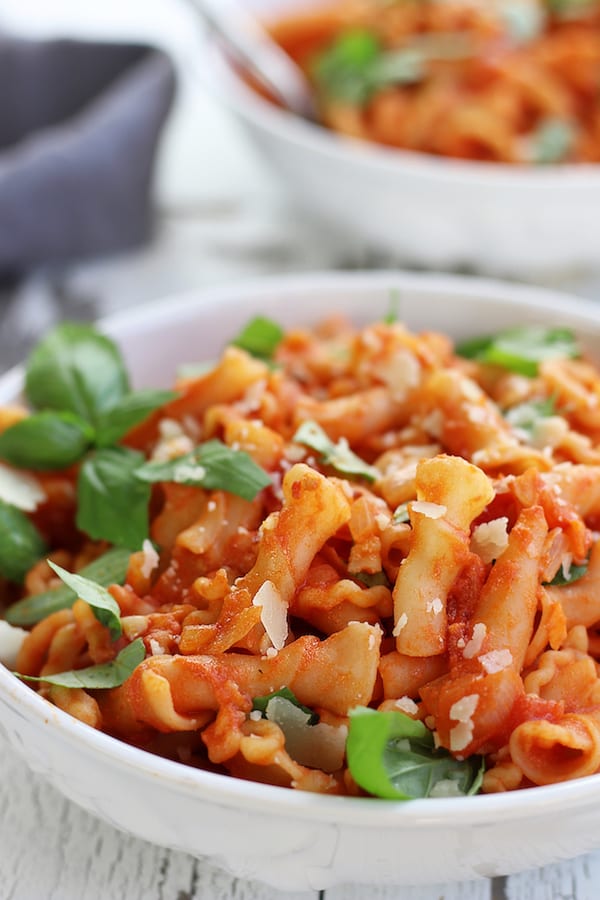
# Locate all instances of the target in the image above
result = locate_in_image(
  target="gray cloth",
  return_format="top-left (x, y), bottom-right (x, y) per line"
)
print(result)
top-left (0, 36), bottom-right (176, 270)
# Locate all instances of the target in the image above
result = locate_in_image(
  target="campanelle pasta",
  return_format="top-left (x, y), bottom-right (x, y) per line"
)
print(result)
top-left (5, 312), bottom-right (600, 797)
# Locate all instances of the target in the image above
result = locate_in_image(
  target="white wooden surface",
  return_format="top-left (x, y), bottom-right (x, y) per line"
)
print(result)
top-left (3, 4), bottom-right (600, 897)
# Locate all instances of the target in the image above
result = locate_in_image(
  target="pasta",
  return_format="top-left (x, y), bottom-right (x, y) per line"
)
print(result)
top-left (262, 0), bottom-right (600, 165)
top-left (4, 309), bottom-right (600, 799)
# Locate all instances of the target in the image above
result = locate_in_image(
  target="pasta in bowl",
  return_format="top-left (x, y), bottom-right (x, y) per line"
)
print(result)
top-left (202, 0), bottom-right (600, 274)
top-left (3, 271), bottom-right (600, 888)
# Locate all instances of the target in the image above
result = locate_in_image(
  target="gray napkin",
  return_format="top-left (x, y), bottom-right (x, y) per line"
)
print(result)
top-left (0, 36), bottom-right (176, 270)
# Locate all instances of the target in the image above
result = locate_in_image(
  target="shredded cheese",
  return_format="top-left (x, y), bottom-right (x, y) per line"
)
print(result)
top-left (411, 501), bottom-right (447, 519)
top-left (253, 580), bottom-right (288, 650)
top-left (462, 622), bottom-right (487, 659)
top-left (392, 612), bottom-right (408, 636)
top-left (449, 694), bottom-right (479, 753)
top-left (480, 649), bottom-right (513, 674)
top-left (470, 517), bottom-right (509, 564)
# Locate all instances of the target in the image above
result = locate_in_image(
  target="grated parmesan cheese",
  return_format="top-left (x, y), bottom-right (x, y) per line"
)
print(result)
top-left (0, 463), bottom-right (46, 512)
top-left (411, 501), bottom-right (447, 519)
top-left (392, 612), bottom-right (408, 637)
top-left (149, 638), bottom-right (164, 656)
top-left (480, 649), bottom-right (513, 674)
top-left (531, 416), bottom-right (569, 450)
top-left (395, 696), bottom-right (419, 716)
top-left (462, 622), bottom-right (487, 659)
top-left (0, 620), bottom-right (28, 669)
top-left (253, 580), bottom-right (288, 650)
top-left (470, 518), bottom-right (509, 564)
top-left (426, 597), bottom-right (443, 616)
top-left (449, 694), bottom-right (479, 753)
top-left (140, 539), bottom-right (159, 579)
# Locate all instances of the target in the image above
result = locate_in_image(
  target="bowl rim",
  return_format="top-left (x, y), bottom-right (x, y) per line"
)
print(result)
top-left (200, 33), bottom-right (600, 189)
top-left (4, 268), bottom-right (600, 830)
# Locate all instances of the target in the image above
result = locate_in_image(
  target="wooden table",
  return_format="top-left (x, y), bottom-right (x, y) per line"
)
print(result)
top-left (3, 6), bottom-right (600, 896)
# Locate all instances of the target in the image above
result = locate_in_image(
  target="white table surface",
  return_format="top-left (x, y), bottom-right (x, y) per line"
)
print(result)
top-left (3, 4), bottom-right (600, 898)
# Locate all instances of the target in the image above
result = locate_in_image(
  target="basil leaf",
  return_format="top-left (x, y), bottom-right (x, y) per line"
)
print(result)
top-left (456, 326), bottom-right (579, 377)
top-left (47, 560), bottom-right (122, 640)
top-left (77, 447), bottom-right (151, 549)
top-left (504, 397), bottom-right (556, 438)
top-left (135, 439), bottom-right (271, 502)
top-left (5, 547), bottom-right (131, 626)
top-left (313, 30), bottom-right (382, 105)
top-left (530, 118), bottom-right (576, 164)
top-left (545, 559), bottom-right (589, 586)
top-left (252, 687), bottom-right (319, 725)
top-left (15, 638), bottom-right (145, 689)
top-left (354, 571), bottom-right (391, 588)
top-left (392, 502), bottom-right (410, 525)
top-left (347, 707), bottom-right (484, 799)
top-left (232, 316), bottom-right (284, 361)
top-left (383, 290), bottom-right (400, 325)
top-left (94, 389), bottom-right (177, 447)
top-left (0, 500), bottom-right (47, 584)
top-left (293, 420), bottom-right (379, 482)
top-left (0, 411), bottom-right (93, 470)
top-left (25, 323), bottom-right (129, 426)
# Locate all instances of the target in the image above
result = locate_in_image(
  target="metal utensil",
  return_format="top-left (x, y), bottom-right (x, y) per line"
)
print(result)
top-left (186, 0), bottom-right (317, 120)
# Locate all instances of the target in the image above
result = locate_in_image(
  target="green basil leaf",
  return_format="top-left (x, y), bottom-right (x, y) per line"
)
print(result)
top-left (392, 502), bottom-right (410, 524)
top-left (354, 571), bottom-right (391, 588)
top-left (94, 389), bottom-right (178, 447)
top-left (5, 547), bottom-right (131, 627)
top-left (347, 707), bottom-right (484, 799)
top-left (14, 638), bottom-right (145, 689)
top-left (0, 500), bottom-right (47, 584)
top-left (383, 290), bottom-right (400, 325)
top-left (545, 559), bottom-right (589, 586)
top-left (313, 30), bottom-right (382, 105)
top-left (252, 687), bottom-right (319, 725)
top-left (456, 326), bottom-right (579, 377)
top-left (293, 420), bottom-right (379, 482)
top-left (77, 447), bottom-right (151, 549)
top-left (530, 118), bottom-right (576, 164)
top-left (0, 411), bottom-right (93, 470)
top-left (25, 322), bottom-right (129, 425)
top-left (546, 0), bottom-right (596, 16)
top-left (47, 560), bottom-right (122, 640)
top-left (504, 397), bottom-right (556, 438)
top-left (135, 439), bottom-right (271, 501)
top-left (232, 316), bottom-right (284, 361)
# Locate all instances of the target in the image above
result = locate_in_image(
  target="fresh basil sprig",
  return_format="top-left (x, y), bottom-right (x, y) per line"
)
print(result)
top-left (5, 547), bottom-right (131, 627)
top-left (346, 707), bottom-right (484, 800)
top-left (232, 316), bottom-right (284, 362)
top-left (135, 439), bottom-right (272, 502)
top-left (78, 448), bottom-right (151, 550)
top-left (47, 560), bottom-right (123, 640)
top-left (25, 323), bottom-right (129, 425)
top-left (14, 638), bottom-right (145, 690)
top-left (0, 323), bottom-right (176, 470)
top-left (252, 687), bottom-right (319, 724)
top-left (456, 326), bottom-right (579, 377)
top-left (0, 500), bottom-right (47, 584)
top-left (293, 420), bottom-right (378, 482)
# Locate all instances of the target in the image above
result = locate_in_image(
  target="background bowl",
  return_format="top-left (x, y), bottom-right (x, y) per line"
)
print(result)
top-left (3, 271), bottom-right (600, 891)
top-left (202, 0), bottom-right (600, 277)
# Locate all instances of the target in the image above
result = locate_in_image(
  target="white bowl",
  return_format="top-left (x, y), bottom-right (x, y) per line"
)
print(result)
top-left (3, 271), bottom-right (600, 891)
top-left (201, 0), bottom-right (600, 277)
